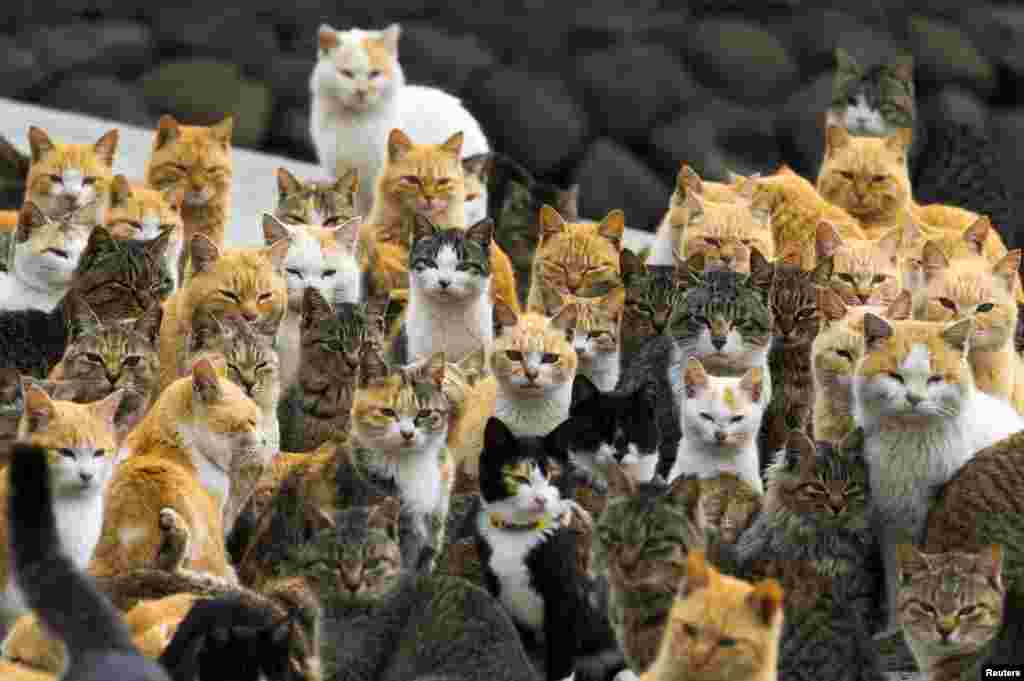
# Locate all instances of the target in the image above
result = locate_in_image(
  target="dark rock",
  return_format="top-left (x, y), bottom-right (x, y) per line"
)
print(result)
top-left (574, 43), bottom-right (700, 140)
top-left (961, 8), bottom-right (1024, 78)
top-left (272, 105), bottom-right (317, 161)
top-left (21, 20), bottom-right (156, 78)
top-left (920, 87), bottom-right (989, 135)
top-left (573, 138), bottom-right (671, 232)
top-left (150, 7), bottom-right (281, 79)
top-left (0, 35), bottom-right (44, 96)
top-left (42, 75), bottom-right (154, 128)
top-left (774, 72), bottom-right (836, 179)
top-left (399, 23), bottom-right (496, 94)
top-left (467, 69), bottom-right (589, 175)
top-left (681, 19), bottom-right (799, 103)
top-left (264, 56), bottom-right (316, 105)
top-left (990, 110), bottom-right (1024, 195)
top-left (906, 14), bottom-right (997, 94)
top-left (777, 10), bottom-right (904, 71)
top-left (450, 2), bottom-right (572, 65)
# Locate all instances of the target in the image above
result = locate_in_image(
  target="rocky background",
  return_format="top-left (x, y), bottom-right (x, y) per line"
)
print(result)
top-left (2, 1), bottom-right (1023, 231)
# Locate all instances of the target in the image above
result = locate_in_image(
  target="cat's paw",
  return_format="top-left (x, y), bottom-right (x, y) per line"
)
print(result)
top-left (156, 507), bottom-right (191, 571)
top-left (613, 670), bottom-right (640, 681)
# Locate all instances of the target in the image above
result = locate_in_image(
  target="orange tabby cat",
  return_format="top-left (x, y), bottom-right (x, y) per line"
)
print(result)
top-left (145, 115), bottom-right (234, 281)
top-left (815, 221), bottom-right (903, 305)
top-left (640, 550), bottom-right (784, 681)
top-left (157, 234), bottom-right (290, 390)
top-left (106, 174), bottom-right (185, 289)
top-left (24, 126), bottom-right (119, 226)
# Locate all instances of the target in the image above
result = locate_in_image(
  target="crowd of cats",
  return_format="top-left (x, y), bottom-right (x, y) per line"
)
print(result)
top-left (0, 19), bottom-right (1019, 681)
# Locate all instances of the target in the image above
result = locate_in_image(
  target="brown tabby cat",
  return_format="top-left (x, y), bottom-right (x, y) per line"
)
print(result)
top-left (106, 174), bottom-right (185, 290)
top-left (25, 125), bottom-right (119, 226)
top-left (640, 550), bottom-right (784, 681)
top-left (275, 166), bottom-right (360, 227)
top-left (145, 114), bottom-right (234, 281)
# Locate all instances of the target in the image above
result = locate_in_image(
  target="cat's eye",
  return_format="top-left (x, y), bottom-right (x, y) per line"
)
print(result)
top-left (323, 269), bottom-right (338, 277)
top-left (416, 409), bottom-right (432, 419)
top-left (847, 96), bottom-right (858, 106)
top-left (436, 178), bottom-right (452, 187)
top-left (219, 290), bottom-right (240, 302)
top-left (85, 353), bottom-right (103, 363)
top-left (341, 69), bottom-right (355, 78)
top-left (48, 174), bottom-right (63, 183)
top-left (123, 356), bottom-right (141, 367)
top-left (730, 415), bottom-right (743, 423)
top-left (796, 308), bottom-right (816, 320)
top-left (286, 268), bottom-right (303, 279)
top-left (703, 238), bottom-right (721, 248)
top-left (506, 350), bottom-right (523, 361)
top-left (719, 637), bottom-right (737, 648)
top-left (871, 175), bottom-right (887, 183)
top-left (871, 274), bottom-right (888, 284)
top-left (699, 413), bottom-right (714, 422)
top-left (158, 223), bottom-right (177, 233)
top-left (959, 605), bottom-right (977, 616)
top-left (684, 624), bottom-right (698, 637)
top-left (246, 418), bottom-right (257, 428)
top-left (255, 362), bottom-right (268, 371)
top-left (927, 375), bottom-right (944, 385)
top-left (938, 297), bottom-right (957, 311)
top-left (58, 448), bottom-right (74, 458)
top-left (976, 303), bottom-right (995, 313)
top-left (257, 292), bottom-right (273, 302)
top-left (380, 408), bottom-right (397, 418)
top-left (887, 372), bottom-right (904, 384)
top-left (401, 175), bottom-right (421, 185)
top-left (93, 449), bottom-right (105, 458)
top-left (838, 273), bottom-right (856, 284)
top-left (541, 353), bottom-right (559, 364)
top-left (369, 69), bottom-right (382, 78)
top-left (839, 171), bottom-right (854, 180)
top-left (83, 177), bottom-right (96, 186)
top-left (836, 350), bottom-right (854, 361)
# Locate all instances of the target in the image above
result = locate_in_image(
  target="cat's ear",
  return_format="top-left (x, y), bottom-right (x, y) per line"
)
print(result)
top-left (133, 302), bottom-right (164, 345)
top-left (992, 249), bottom-right (1021, 293)
top-left (440, 131), bottom-right (464, 158)
top-left (667, 474), bottom-right (703, 524)
top-left (740, 366), bottom-right (764, 404)
top-left (885, 289), bottom-right (913, 321)
top-left (358, 344), bottom-right (390, 388)
top-left (962, 216), bottom-right (991, 256)
top-left (189, 234), bottom-right (221, 275)
top-left (81, 224), bottom-right (117, 261)
top-left (210, 115), bottom-right (234, 148)
top-left (677, 252), bottom-right (707, 287)
top-left (889, 53), bottom-right (914, 83)
top-left (540, 287), bottom-right (566, 317)
top-left (683, 357), bottom-right (709, 399)
top-left (420, 352), bottom-right (446, 389)
top-left (89, 389), bottom-right (125, 428)
top-left (980, 544), bottom-right (1005, 592)
top-left (748, 247), bottom-right (774, 291)
top-left (191, 357), bottom-right (223, 404)
top-left (811, 254), bottom-right (834, 285)
top-left (619, 248), bottom-right (645, 282)
top-left (921, 240), bottom-right (949, 280)
top-left (862, 313), bottom-right (893, 350)
top-left (894, 543), bottom-right (927, 586)
top-left (747, 578), bottom-right (784, 626)
top-left (538, 204), bottom-right (567, 243)
top-left (483, 417), bottom-right (516, 456)
top-left (336, 167), bottom-right (360, 199)
top-left (411, 214), bottom-right (439, 246)
top-left (264, 236), bottom-right (292, 271)
top-left (16, 201), bottom-right (48, 242)
top-left (550, 302), bottom-right (578, 337)
top-left (93, 129), bottom-right (119, 167)
top-left (676, 164), bottom-right (702, 196)
top-left (887, 127), bottom-right (913, 155)
top-left (27, 126), bottom-right (55, 163)
top-left (275, 167), bottom-right (302, 197)
top-left (379, 23), bottom-right (401, 55)
top-left (387, 129), bottom-right (413, 163)
top-left (462, 153), bottom-right (494, 182)
top-left (785, 430), bottom-right (818, 478)
top-left (492, 300), bottom-right (519, 337)
top-left (570, 375), bottom-right (600, 415)
top-left (317, 24), bottom-right (340, 52)
top-left (65, 291), bottom-right (102, 341)
top-left (557, 184), bottom-right (580, 220)
top-left (368, 497), bottom-right (401, 541)
top-left (941, 318), bottom-right (974, 353)
top-left (155, 114), bottom-right (181, 150)
top-left (878, 228), bottom-right (901, 264)
top-left (678, 549), bottom-right (711, 597)
top-left (824, 125), bottom-right (852, 157)
top-left (20, 380), bottom-right (55, 433)
top-left (301, 287), bottom-right (333, 331)
top-left (146, 225), bottom-right (174, 262)
top-left (456, 348), bottom-right (487, 386)
top-left (605, 461), bottom-right (637, 499)
top-left (110, 174), bottom-right (132, 207)
top-left (330, 216), bottom-right (362, 253)
top-left (465, 218), bottom-right (494, 252)
top-left (815, 221), bottom-right (843, 260)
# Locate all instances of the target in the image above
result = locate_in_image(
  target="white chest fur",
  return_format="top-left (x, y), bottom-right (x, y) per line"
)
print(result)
top-left (393, 445), bottom-right (445, 516)
top-left (494, 381), bottom-right (573, 438)
top-left (406, 283), bottom-right (493, 365)
top-left (276, 311), bottom-right (303, 393)
top-left (477, 513), bottom-right (551, 633)
top-left (0, 272), bottom-right (62, 312)
top-left (669, 439), bottom-right (764, 494)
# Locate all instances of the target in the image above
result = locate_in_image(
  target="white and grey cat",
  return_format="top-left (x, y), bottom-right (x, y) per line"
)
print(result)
top-left (309, 23), bottom-right (490, 225)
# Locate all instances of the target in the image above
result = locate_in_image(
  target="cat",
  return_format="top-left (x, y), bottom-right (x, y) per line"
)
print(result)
top-left (638, 549), bottom-right (784, 681)
top-left (491, 304), bottom-right (578, 438)
top-left (461, 152), bottom-right (493, 225)
top-left (591, 465), bottom-right (707, 675)
top-left (811, 288), bottom-right (911, 444)
top-left (145, 114), bottom-right (234, 280)
top-left (618, 250), bottom-right (687, 363)
top-left (475, 416), bottom-right (620, 681)
top-left (89, 357), bottom-right (266, 578)
top-left (670, 358), bottom-right (766, 494)
top-left (309, 23), bottom-right (490, 225)
top-left (526, 204), bottom-right (624, 314)
top-left (275, 165), bottom-right (360, 227)
top-left (734, 430), bottom-right (887, 681)
top-left (24, 125), bottom-right (119, 227)
top-left (827, 49), bottom-right (1019, 255)
top-left (5, 442), bottom-right (172, 681)
top-left (157, 234), bottom-right (290, 391)
top-left (815, 221), bottom-right (902, 305)
top-left (852, 314), bottom-right (1024, 632)
top-left (278, 291), bottom-right (372, 453)
top-left (392, 215), bottom-right (495, 366)
top-left (0, 384), bottom-right (124, 628)
top-left (915, 244), bottom-right (1024, 411)
top-left (541, 286), bottom-right (624, 393)
top-left (106, 174), bottom-right (185, 291)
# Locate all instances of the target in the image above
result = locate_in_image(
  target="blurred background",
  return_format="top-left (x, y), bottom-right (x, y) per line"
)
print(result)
top-left (1, 0), bottom-right (1023, 231)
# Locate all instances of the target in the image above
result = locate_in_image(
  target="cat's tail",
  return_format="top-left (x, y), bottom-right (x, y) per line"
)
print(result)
top-left (7, 442), bottom-right (138, 655)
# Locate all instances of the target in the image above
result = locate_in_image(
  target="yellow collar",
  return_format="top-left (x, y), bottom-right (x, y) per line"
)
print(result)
top-left (489, 513), bottom-right (551, 532)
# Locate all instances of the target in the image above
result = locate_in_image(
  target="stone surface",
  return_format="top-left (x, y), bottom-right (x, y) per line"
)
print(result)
top-left (150, 8), bottom-right (281, 78)
top-left (774, 72), bottom-right (833, 179)
top-left (779, 10), bottom-right (904, 70)
top-left (0, 35), bottom-right (44, 96)
top-left (990, 110), bottom-right (1024, 195)
top-left (272, 105), bottom-right (317, 163)
top-left (906, 15), bottom-right (997, 94)
top-left (264, 55), bottom-right (315, 105)
top-left (467, 68), bottom-right (589, 175)
top-left (920, 87), bottom-right (989, 134)
top-left (574, 138), bottom-right (671, 232)
top-left (42, 75), bottom-right (154, 129)
top-left (399, 23), bottom-right (496, 94)
top-left (961, 8), bottom-right (1024, 78)
top-left (22, 20), bottom-right (156, 77)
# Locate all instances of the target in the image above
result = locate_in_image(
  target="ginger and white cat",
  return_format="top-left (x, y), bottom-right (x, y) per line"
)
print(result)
top-left (669, 358), bottom-right (766, 494)
top-left (309, 23), bottom-right (489, 225)
top-left (541, 287), bottom-right (624, 393)
top-left (106, 175), bottom-right (185, 291)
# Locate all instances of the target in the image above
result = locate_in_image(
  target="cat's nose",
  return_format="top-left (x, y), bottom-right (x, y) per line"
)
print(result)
top-left (79, 471), bottom-right (93, 483)
top-left (523, 368), bottom-right (538, 382)
top-left (531, 496), bottom-right (547, 510)
top-left (711, 336), bottom-right (727, 350)
top-left (937, 616), bottom-right (958, 637)
top-left (242, 310), bottom-right (259, 322)
top-left (437, 279), bottom-right (450, 289)
top-left (714, 431), bottom-right (727, 444)
top-left (906, 393), bottom-right (924, 407)
top-left (400, 429), bottom-right (415, 441)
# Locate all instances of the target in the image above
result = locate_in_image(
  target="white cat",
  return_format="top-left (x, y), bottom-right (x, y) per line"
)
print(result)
top-left (669, 357), bottom-right (766, 494)
top-left (310, 23), bottom-right (490, 226)
top-left (853, 314), bottom-right (1024, 632)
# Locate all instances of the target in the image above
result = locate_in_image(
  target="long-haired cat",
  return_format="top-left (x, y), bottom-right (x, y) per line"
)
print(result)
top-left (853, 315), bottom-right (1024, 631)
top-left (145, 114), bottom-right (234, 280)
top-left (275, 165), bottom-right (360, 227)
top-left (526, 204), bottom-right (624, 314)
top-left (5, 442), bottom-right (172, 681)
top-left (541, 286), bottom-right (624, 392)
top-left (157, 234), bottom-right (290, 390)
top-left (639, 549), bottom-right (784, 681)
top-left (106, 174), bottom-right (185, 290)
top-left (475, 416), bottom-right (620, 681)
top-left (734, 431), bottom-right (886, 681)
top-left (0, 384), bottom-right (124, 628)
top-left (310, 23), bottom-right (489, 224)
top-left (24, 125), bottom-right (119, 226)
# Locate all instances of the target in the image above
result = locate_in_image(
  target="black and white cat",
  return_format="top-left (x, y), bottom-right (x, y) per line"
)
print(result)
top-left (474, 417), bottom-right (621, 681)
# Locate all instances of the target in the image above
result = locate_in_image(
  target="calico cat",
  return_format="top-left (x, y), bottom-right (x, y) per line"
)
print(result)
top-left (815, 221), bottom-right (902, 305)
top-left (670, 358), bottom-right (765, 494)
top-left (106, 174), bottom-right (185, 290)
top-left (24, 125), bottom-right (119, 227)
top-left (278, 291), bottom-right (372, 452)
top-left (734, 430), bottom-right (886, 681)
top-left (393, 215), bottom-right (495, 366)
top-left (145, 114), bottom-right (234, 278)
top-left (541, 286), bottom-right (624, 393)
top-left (0, 384), bottom-right (124, 627)
top-left (853, 315), bottom-right (1024, 631)
top-left (526, 204), bottom-right (624, 314)
top-left (158, 234), bottom-right (290, 390)
top-left (619, 250), bottom-right (687, 363)
top-left (6, 442), bottom-right (172, 681)
top-left (475, 416), bottom-right (620, 681)
top-left (639, 550), bottom-right (784, 681)
top-left (591, 465), bottom-right (707, 675)
top-left (491, 304), bottom-right (578, 438)
top-left (275, 165), bottom-right (360, 227)
top-left (895, 544), bottom-right (1009, 681)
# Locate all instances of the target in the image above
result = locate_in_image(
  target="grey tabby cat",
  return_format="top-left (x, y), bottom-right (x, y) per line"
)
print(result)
top-left (275, 166), bottom-right (360, 227)
top-left (618, 249), bottom-right (688, 363)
